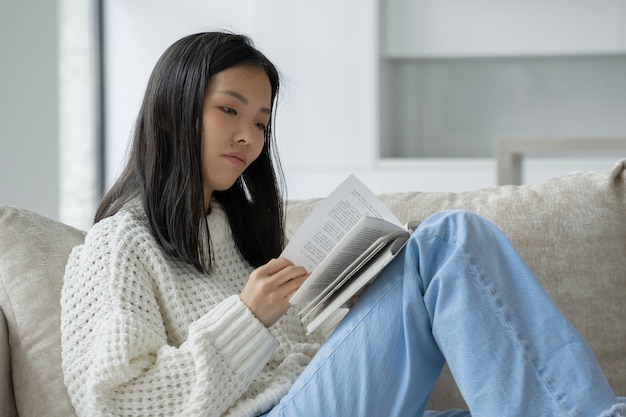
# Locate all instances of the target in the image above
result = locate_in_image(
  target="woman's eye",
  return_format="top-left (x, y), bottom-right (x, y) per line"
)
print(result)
top-left (256, 122), bottom-right (266, 131)
top-left (221, 107), bottom-right (236, 115)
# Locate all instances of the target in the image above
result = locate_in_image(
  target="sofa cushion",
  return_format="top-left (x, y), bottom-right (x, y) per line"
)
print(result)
top-left (0, 205), bottom-right (84, 417)
top-left (287, 159), bottom-right (626, 410)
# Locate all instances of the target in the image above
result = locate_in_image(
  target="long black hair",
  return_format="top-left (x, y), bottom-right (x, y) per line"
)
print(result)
top-left (96, 32), bottom-right (285, 272)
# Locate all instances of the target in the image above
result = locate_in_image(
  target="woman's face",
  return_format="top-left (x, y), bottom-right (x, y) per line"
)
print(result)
top-left (200, 65), bottom-right (272, 212)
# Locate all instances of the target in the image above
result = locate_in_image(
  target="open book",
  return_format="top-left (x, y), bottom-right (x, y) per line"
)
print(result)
top-left (283, 175), bottom-right (419, 334)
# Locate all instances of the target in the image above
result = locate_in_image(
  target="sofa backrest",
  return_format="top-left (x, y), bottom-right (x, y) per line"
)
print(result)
top-left (0, 205), bottom-right (84, 417)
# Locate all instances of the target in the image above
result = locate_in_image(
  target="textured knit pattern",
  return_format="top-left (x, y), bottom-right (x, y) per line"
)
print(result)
top-left (599, 403), bottom-right (626, 417)
top-left (60, 203), bottom-right (323, 417)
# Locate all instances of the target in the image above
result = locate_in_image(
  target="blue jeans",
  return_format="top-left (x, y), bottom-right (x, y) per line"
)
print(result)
top-left (264, 210), bottom-right (624, 417)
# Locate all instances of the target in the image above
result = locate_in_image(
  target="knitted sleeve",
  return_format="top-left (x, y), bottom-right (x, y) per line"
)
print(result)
top-left (60, 214), bottom-right (278, 417)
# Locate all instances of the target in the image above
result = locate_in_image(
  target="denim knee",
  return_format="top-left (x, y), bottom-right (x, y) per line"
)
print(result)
top-left (415, 209), bottom-right (497, 245)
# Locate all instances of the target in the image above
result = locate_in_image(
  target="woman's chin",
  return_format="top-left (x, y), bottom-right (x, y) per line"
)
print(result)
top-left (206, 178), bottom-right (240, 195)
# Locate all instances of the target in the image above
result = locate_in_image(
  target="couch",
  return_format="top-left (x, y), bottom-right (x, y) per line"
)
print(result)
top-left (1, 159), bottom-right (625, 417)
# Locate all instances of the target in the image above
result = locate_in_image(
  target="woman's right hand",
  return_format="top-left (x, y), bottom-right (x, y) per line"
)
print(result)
top-left (240, 258), bottom-right (308, 327)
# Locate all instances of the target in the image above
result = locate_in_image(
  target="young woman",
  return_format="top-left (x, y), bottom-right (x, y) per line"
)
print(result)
top-left (60, 31), bottom-right (625, 417)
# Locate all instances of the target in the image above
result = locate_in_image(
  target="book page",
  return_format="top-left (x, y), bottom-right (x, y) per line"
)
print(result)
top-left (303, 236), bottom-right (409, 334)
top-left (300, 230), bottom-right (408, 320)
top-left (281, 175), bottom-right (403, 272)
top-left (290, 216), bottom-right (405, 303)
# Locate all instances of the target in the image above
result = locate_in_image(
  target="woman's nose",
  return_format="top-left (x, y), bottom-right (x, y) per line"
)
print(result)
top-left (235, 123), bottom-right (259, 146)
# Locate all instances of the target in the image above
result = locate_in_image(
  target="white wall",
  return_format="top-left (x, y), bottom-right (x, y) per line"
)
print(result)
top-left (104, 1), bottom-right (625, 201)
top-left (0, 0), bottom-right (59, 220)
top-left (380, 0), bottom-right (626, 162)
top-left (104, 0), bottom-right (381, 199)
top-left (384, 0), bottom-right (626, 57)
top-left (2, 2), bottom-right (622, 226)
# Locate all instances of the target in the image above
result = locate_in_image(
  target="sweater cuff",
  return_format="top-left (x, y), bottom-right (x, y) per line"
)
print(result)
top-left (189, 295), bottom-right (278, 376)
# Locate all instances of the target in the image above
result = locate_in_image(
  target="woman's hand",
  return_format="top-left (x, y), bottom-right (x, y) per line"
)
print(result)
top-left (240, 258), bottom-right (309, 327)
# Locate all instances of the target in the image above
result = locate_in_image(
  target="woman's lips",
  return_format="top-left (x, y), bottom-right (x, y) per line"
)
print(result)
top-left (224, 153), bottom-right (246, 166)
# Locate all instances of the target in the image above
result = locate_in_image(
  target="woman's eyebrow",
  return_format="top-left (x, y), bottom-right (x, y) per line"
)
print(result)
top-left (221, 89), bottom-right (271, 114)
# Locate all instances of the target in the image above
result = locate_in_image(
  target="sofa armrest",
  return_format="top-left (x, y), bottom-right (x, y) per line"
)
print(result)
top-left (0, 303), bottom-right (17, 417)
top-left (0, 205), bottom-right (83, 417)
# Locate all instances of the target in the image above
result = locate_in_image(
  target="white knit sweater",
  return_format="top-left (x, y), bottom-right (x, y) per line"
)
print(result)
top-left (60, 203), bottom-right (323, 417)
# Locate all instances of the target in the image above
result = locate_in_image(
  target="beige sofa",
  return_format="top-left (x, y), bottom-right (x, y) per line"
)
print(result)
top-left (1, 159), bottom-right (625, 417)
